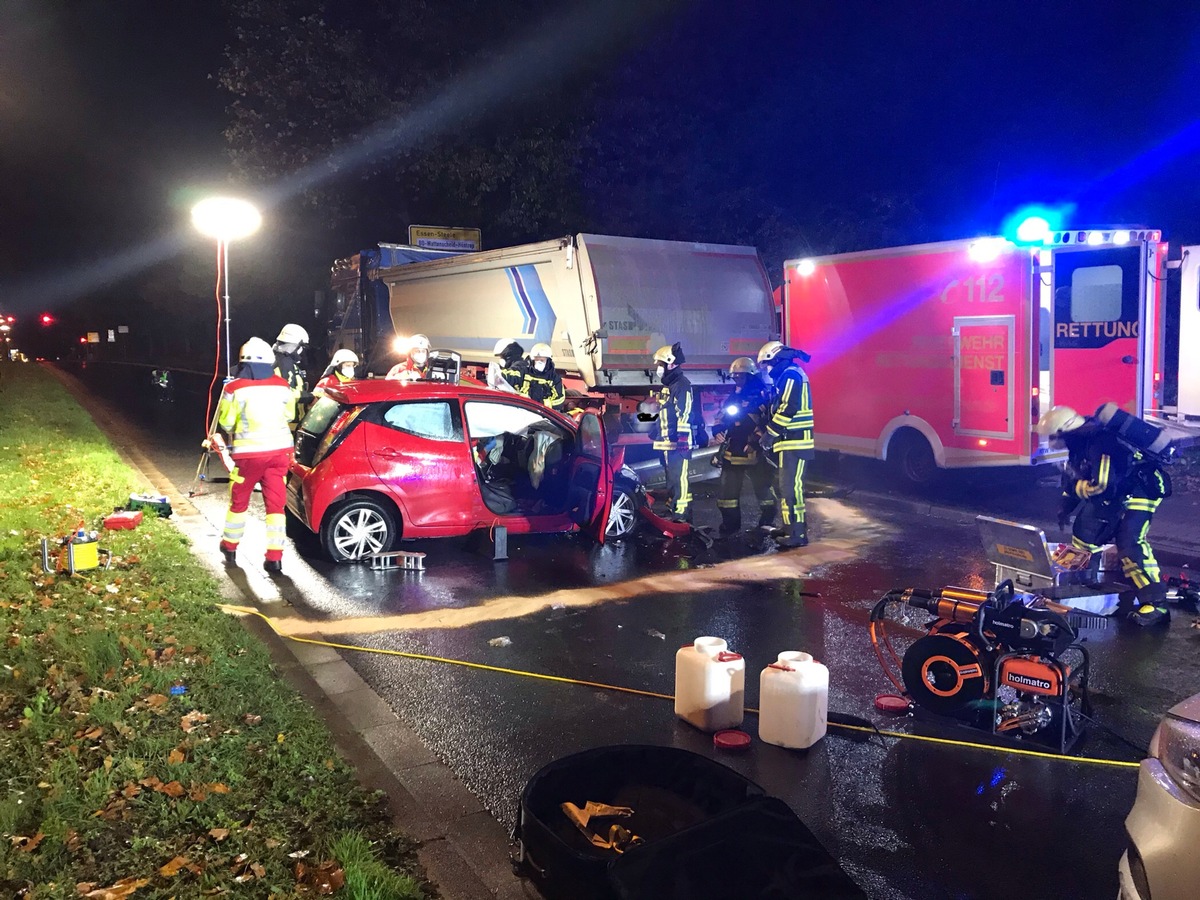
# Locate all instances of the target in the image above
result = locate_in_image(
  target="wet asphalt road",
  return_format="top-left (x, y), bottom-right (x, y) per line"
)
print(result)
top-left (79, 365), bottom-right (1200, 900)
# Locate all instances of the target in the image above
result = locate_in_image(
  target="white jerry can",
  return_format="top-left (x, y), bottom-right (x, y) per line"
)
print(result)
top-left (674, 637), bottom-right (746, 732)
top-left (758, 651), bottom-right (829, 749)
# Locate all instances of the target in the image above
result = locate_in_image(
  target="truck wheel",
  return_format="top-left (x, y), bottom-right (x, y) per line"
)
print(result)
top-left (890, 430), bottom-right (938, 485)
top-left (606, 485), bottom-right (643, 539)
top-left (321, 496), bottom-right (398, 562)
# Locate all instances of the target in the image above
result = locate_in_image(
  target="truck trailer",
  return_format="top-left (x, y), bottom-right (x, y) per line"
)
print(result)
top-left (781, 228), bottom-right (1167, 481)
top-left (376, 233), bottom-right (778, 432)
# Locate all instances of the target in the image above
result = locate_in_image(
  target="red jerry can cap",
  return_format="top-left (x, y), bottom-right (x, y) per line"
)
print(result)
top-left (713, 730), bottom-right (752, 751)
top-left (874, 694), bottom-right (910, 714)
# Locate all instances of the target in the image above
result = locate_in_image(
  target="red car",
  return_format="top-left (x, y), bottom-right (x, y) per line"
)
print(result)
top-left (286, 379), bottom-right (618, 561)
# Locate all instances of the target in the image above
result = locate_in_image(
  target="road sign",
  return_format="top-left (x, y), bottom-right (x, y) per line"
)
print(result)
top-left (87, 332), bottom-right (100, 344)
top-left (408, 225), bottom-right (481, 252)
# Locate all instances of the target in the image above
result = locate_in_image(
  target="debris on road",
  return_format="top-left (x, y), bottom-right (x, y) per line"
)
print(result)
top-left (488, 636), bottom-right (512, 647)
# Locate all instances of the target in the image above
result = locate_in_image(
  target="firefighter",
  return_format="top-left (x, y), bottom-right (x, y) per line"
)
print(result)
top-left (490, 338), bottom-right (528, 393)
top-left (713, 357), bottom-right (776, 535)
top-left (524, 342), bottom-right (565, 409)
top-left (214, 338), bottom-right (296, 574)
top-left (1037, 405), bottom-right (1172, 626)
top-left (386, 334), bottom-right (431, 381)
top-left (757, 341), bottom-right (815, 548)
top-left (314, 349), bottom-right (358, 394)
top-left (272, 323), bottom-right (310, 425)
top-left (649, 343), bottom-right (694, 522)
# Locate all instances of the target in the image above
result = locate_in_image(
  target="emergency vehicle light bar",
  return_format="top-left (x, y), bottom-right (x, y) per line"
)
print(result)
top-left (1044, 229), bottom-right (1161, 246)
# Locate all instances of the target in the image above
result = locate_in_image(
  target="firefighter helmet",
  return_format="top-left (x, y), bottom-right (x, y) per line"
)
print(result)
top-left (1037, 405), bottom-right (1086, 438)
top-left (530, 342), bottom-right (552, 360)
top-left (239, 337), bottom-right (275, 364)
top-left (410, 334), bottom-right (430, 352)
top-left (494, 338), bottom-right (516, 356)
top-left (729, 356), bottom-right (757, 375)
top-left (757, 341), bottom-right (785, 364)
top-left (276, 323), bottom-right (309, 346)
top-left (652, 345), bottom-right (677, 365)
top-left (330, 349), bottom-right (358, 367)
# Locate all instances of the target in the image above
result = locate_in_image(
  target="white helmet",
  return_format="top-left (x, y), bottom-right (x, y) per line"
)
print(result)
top-left (276, 323), bottom-right (309, 346)
top-left (652, 345), bottom-right (677, 365)
top-left (493, 337), bottom-right (516, 356)
top-left (1037, 405), bottom-right (1086, 438)
top-left (729, 356), bottom-right (757, 375)
top-left (757, 341), bottom-right (785, 364)
top-left (330, 349), bottom-right (358, 367)
top-left (239, 337), bottom-right (275, 364)
top-left (410, 334), bottom-right (431, 352)
top-left (530, 342), bottom-right (552, 360)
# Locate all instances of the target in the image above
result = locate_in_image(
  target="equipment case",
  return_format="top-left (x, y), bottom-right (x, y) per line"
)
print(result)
top-left (511, 744), bottom-right (863, 900)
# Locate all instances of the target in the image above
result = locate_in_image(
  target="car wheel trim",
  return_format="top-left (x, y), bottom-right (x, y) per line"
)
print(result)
top-left (607, 489), bottom-right (636, 537)
top-left (333, 508), bottom-right (390, 558)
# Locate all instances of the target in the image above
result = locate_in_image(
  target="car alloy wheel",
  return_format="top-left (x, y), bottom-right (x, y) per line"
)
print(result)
top-left (322, 497), bottom-right (396, 562)
top-left (606, 486), bottom-right (641, 539)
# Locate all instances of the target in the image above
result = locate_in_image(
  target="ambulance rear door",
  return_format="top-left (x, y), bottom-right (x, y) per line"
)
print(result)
top-left (1049, 243), bottom-right (1144, 416)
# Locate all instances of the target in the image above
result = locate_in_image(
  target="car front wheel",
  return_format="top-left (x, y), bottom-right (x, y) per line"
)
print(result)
top-left (606, 485), bottom-right (643, 539)
top-left (321, 496), bottom-right (398, 562)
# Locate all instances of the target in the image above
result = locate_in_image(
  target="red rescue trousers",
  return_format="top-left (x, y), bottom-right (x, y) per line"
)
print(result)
top-left (220, 450), bottom-right (290, 562)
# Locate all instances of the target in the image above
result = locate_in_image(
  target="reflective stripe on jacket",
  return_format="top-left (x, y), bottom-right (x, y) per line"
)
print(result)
top-left (524, 362), bottom-right (565, 408)
top-left (651, 371), bottom-right (693, 451)
top-left (766, 364), bottom-right (814, 453)
top-left (217, 376), bottom-right (296, 457)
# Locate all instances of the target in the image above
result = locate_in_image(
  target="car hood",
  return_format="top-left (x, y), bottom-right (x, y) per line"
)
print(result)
top-left (1167, 692), bottom-right (1200, 725)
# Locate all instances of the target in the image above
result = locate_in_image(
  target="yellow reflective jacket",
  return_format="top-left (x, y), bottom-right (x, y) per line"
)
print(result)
top-left (217, 375), bottom-right (296, 457)
top-left (766, 364), bottom-right (814, 454)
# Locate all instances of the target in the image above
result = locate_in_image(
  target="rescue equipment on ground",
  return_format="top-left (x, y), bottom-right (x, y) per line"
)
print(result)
top-left (1094, 401), bottom-right (1178, 465)
top-left (368, 549), bottom-right (426, 571)
top-left (103, 510), bottom-right (143, 531)
top-left (511, 745), bottom-right (865, 900)
top-left (674, 636), bottom-right (745, 732)
top-left (758, 651), bottom-right (829, 750)
top-left (41, 527), bottom-right (111, 574)
top-left (128, 493), bottom-right (173, 518)
top-left (870, 580), bottom-right (1091, 753)
top-left (560, 802), bottom-right (642, 854)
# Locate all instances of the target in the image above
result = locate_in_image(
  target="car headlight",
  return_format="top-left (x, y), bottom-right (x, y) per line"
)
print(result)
top-left (1151, 713), bottom-right (1200, 803)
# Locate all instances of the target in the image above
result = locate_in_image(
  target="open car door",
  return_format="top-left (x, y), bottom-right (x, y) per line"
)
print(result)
top-left (567, 410), bottom-right (612, 543)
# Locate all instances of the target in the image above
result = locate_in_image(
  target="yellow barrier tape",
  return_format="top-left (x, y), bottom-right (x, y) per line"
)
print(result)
top-left (221, 604), bottom-right (1141, 770)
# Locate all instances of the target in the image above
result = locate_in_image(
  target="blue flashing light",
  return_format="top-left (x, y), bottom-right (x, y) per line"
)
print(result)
top-left (1002, 204), bottom-right (1073, 245)
top-left (1015, 216), bottom-right (1051, 244)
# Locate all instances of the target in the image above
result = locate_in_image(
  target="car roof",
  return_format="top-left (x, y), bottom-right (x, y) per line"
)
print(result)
top-left (322, 378), bottom-right (573, 422)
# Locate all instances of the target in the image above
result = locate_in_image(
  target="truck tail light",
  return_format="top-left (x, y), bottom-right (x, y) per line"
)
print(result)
top-left (1031, 388), bottom-right (1040, 423)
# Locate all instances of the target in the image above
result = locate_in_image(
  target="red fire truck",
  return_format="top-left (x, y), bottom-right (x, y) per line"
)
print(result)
top-left (781, 228), bottom-right (1167, 481)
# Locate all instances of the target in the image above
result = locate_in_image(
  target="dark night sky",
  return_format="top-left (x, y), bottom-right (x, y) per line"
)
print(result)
top-left (2, 0), bottom-right (1199, 320)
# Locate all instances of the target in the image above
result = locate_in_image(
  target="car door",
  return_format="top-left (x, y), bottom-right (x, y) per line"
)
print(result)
top-left (567, 410), bottom-right (613, 544)
top-left (362, 399), bottom-right (474, 528)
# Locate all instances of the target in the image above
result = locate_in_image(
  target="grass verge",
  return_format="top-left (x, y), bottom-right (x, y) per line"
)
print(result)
top-left (0, 363), bottom-right (429, 899)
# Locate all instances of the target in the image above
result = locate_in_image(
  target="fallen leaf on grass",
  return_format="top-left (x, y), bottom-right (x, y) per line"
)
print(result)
top-left (66, 829), bottom-right (82, 852)
top-left (288, 850), bottom-right (310, 859)
top-left (77, 876), bottom-right (149, 898)
top-left (12, 832), bottom-right (45, 852)
top-left (159, 780), bottom-right (185, 798)
top-left (208, 782), bottom-right (229, 794)
top-left (168, 748), bottom-right (185, 765)
top-left (159, 855), bottom-right (190, 877)
top-left (181, 710), bottom-right (209, 733)
top-left (295, 860), bottom-right (346, 895)
top-left (188, 783), bottom-right (209, 802)
top-left (242, 713), bottom-right (262, 726)
top-left (121, 782), bottom-right (142, 799)
top-left (95, 796), bottom-right (128, 820)
top-left (208, 827), bottom-right (230, 842)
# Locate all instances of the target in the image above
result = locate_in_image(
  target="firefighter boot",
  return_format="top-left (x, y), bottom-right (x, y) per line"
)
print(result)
top-left (1130, 604), bottom-right (1169, 627)
top-left (264, 559), bottom-right (283, 575)
top-left (719, 506), bottom-right (741, 536)
top-left (219, 541), bottom-right (237, 566)
top-left (757, 505), bottom-right (777, 531)
top-left (775, 521), bottom-right (808, 548)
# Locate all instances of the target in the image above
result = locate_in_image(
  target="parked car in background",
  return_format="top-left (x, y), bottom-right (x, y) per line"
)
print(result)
top-left (286, 379), bottom-right (639, 561)
top-left (1119, 691), bottom-right (1200, 900)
